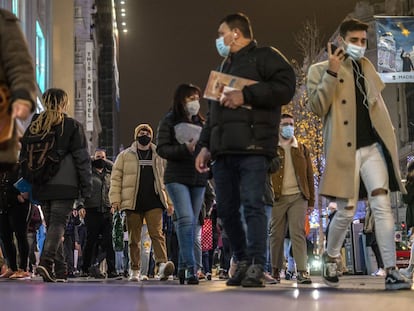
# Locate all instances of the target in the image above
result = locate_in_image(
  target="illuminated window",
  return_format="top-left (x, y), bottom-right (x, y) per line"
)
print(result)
top-left (12, 0), bottom-right (19, 17)
top-left (36, 21), bottom-right (46, 93)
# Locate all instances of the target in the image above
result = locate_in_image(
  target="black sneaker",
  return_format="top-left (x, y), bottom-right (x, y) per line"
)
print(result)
top-left (36, 266), bottom-right (56, 283)
top-left (285, 270), bottom-right (294, 280)
top-left (385, 268), bottom-right (412, 290)
top-left (90, 265), bottom-right (105, 279)
top-left (226, 261), bottom-right (249, 286)
top-left (321, 252), bottom-right (339, 287)
top-left (55, 271), bottom-right (68, 283)
top-left (241, 264), bottom-right (265, 288)
top-left (297, 271), bottom-right (312, 284)
top-left (107, 271), bottom-right (122, 280)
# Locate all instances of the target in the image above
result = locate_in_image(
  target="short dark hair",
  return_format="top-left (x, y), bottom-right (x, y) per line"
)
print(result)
top-left (339, 18), bottom-right (368, 38)
top-left (281, 113), bottom-right (294, 119)
top-left (220, 13), bottom-right (253, 39)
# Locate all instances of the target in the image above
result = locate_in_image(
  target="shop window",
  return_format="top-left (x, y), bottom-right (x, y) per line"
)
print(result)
top-left (36, 21), bottom-right (46, 93)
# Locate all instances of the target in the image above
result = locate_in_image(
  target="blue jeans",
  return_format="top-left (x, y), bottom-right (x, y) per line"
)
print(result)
top-left (166, 183), bottom-right (205, 273)
top-left (264, 205), bottom-right (272, 273)
top-left (212, 155), bottom-right (269, 265)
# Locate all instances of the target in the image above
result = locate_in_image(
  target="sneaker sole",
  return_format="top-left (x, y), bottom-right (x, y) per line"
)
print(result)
top-left (385, 282), bottom-right (413, 290)
top-left (36, 266), bottom-right (56, 283)
top-left (241, 280), bottom-right (266, 288)
top-left (297, 279), bottom-right (313, 285)
top-left (226, 279), bottom-right (242, 286)
top-left (107, 276), bottom-right (123, 280)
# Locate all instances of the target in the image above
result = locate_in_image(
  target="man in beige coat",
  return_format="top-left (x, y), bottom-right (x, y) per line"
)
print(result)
top-left (109, 124), bottom-right (174, 281)
top-left (307, 18), bottom-right (411, 290)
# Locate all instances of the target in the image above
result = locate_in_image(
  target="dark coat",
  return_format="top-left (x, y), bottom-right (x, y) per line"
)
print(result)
top-left (20, 115), bottom-right (92, 201)
top-left (0, 9), bottom-right (36, 109)
top-left (198, 41), bottom-right (296, 158)
top-left (85, 166), bottom-right (111, 213)
top-left (157, 112), bottom-right (208, 187)
top-left (403, 180), bottom-right (414, 229)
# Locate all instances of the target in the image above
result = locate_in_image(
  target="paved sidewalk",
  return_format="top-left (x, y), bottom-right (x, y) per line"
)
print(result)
top-left (0, 275), bottom-right (412, 311)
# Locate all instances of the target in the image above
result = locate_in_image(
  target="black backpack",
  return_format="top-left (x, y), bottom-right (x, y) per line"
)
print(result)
top-left (20, 126), bottom-right (62, 185)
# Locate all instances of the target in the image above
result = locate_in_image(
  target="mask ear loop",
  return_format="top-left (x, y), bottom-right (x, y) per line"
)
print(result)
top-left (351, 58), bottom-right (370, 110)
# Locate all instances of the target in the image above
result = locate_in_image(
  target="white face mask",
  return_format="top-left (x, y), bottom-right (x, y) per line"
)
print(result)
top-left (345, 42), bottom-right (366, 60)
top-left (186, 100), bottom-right (200, 116)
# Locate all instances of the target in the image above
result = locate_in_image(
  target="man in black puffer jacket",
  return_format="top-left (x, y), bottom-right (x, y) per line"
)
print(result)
top-left (196, 13), bottom-right (295, 288)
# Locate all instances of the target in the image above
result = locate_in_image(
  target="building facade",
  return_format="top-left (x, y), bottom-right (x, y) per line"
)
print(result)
top-left (0, 0), bottom-right (121, 159)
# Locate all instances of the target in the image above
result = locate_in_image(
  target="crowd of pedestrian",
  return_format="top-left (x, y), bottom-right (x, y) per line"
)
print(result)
top-left (0, 9), bottom-right (412, 291)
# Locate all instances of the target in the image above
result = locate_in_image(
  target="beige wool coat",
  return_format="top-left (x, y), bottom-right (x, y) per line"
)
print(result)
top-left (109, 141), bottom-right (169, 211)
top-left (307, 57), bottom-right (406, 200)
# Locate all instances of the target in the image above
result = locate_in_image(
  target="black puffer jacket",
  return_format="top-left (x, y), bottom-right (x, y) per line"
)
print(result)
top-left (199, 41), bottom-right (296, 158)
top-left (20, 115), bottom-right (92, 201)
top-left (157, 112), bottom-right (208, 186)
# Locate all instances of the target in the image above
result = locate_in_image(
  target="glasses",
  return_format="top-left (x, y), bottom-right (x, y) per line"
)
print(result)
top-left (281, 122), bottom-right (294, 126)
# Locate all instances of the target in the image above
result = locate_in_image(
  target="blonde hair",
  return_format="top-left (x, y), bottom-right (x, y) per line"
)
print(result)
top-left (29, 88), bottom-right (68, 137)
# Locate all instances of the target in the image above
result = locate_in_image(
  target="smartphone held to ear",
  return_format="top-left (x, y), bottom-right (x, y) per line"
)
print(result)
top-left (326, 43), bottom-right (349, 59)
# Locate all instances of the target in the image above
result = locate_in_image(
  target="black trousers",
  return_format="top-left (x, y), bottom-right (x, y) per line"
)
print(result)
top-left (82, 210), bottom-right (116, 273)
top-left (0, 202), bottom-right (30, 271)
top-left (40, 200), bottom-right (73, 274)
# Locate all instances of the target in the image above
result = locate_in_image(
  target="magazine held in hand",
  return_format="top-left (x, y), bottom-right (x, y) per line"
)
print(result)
top-left (203, 70), bottom-right (257, 109)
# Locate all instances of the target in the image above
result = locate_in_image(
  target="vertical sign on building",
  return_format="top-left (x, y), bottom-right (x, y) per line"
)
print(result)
top-left (85, 42), bottom-right (94, 132)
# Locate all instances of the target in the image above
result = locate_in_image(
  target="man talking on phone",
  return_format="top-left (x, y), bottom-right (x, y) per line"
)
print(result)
top-left (307, 18), bottom-right (411, 290)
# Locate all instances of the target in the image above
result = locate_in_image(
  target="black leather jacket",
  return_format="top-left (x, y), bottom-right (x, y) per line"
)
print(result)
top-left (199, 41), bottom-right (296, 158)
top-left (84, 166), bottom-right (111, 213)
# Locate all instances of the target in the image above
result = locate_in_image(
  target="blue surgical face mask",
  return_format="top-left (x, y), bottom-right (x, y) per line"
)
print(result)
top-left (215, 36), bottom-right (230, 57)
top-left (345, 42), bottom-right (366, 60)
top-left (280, 125), bottom-right (294, 139)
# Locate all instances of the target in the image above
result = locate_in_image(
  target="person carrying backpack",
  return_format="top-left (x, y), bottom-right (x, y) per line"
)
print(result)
top-left (19, 88), bottom-right (92, 282)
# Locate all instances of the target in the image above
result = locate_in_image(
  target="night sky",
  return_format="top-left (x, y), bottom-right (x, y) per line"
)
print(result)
top-left (117, 0), bottom-right (367, 149)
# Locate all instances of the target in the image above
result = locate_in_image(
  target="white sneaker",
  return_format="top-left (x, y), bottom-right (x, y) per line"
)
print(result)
top-left (128, 270), bottom-right (140, 282)
top-left (228, 257), bottom-right (238, 278)
top-left (158, 261), bottom-right (175, 281)
top-left (139, 274), bottom-right (149, 281)
top-left (371, 268), bottom-right (386, 277)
